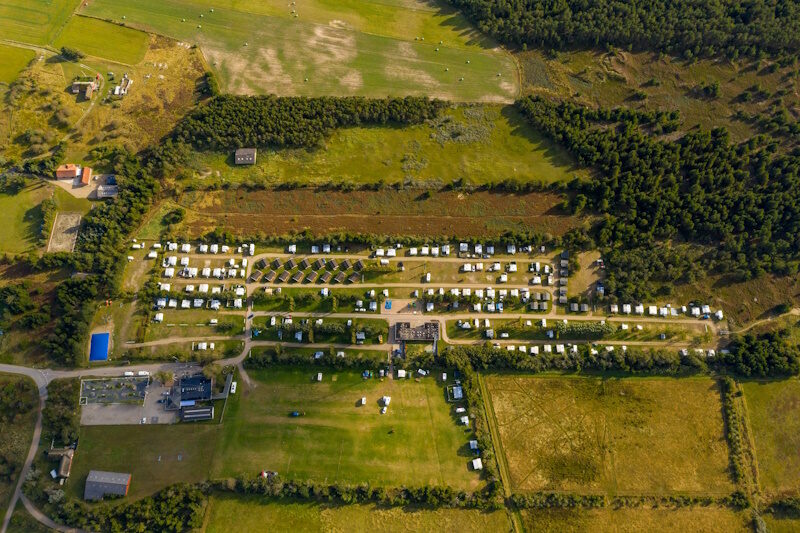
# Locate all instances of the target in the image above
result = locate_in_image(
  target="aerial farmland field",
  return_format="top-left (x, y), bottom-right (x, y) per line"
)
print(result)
top-left (54, 16), bottom-right (150, 65)
top-left (79, 0), bottom-right (518, 100)
top-left (484, 375), bottom-right (734, 495)
top-left (0, 0), bottom-right (78, 45)
top-left (0, 44), bottom-right (35, 84)
top-left (741, 379), bottom-right (800, 500)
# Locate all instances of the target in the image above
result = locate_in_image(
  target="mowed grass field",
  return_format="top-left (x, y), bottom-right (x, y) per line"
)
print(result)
top-left (521, 506), bottom-right (750, 533)
top-left (741, 379), bottom-right (800, 499)
top-left (484, 375), bottom-right (734, 495)
top-left (191, 106), bottom-right (584, 186)
top-left (0, 0), bottom-right (78, 45)
top-left (203, 495), bottom-right (512, 532)
top-left (79, 0), bottom-right (518, 100)
top-left (66, 423), bottom-right (221, 501)
top-left (212, 368), bottom-right (479, 489)
top-left (54, 16), bottom-right (149, 65)
top-left (0, 44), bottom-right (35, 84)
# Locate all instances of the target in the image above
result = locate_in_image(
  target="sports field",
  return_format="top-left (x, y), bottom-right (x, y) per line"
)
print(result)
top-left (190, 105), bottom-right (583, 186)
top-left (741, 379), bottom-right (800, 499)
top-left (484, 375), bottom-right (734, 495)
top-left (213, 368), bottom-right (479, 489)
top-left (0, 0), bottom-right (78, 45)
top-left (0, 44), bottom-right (35, 84)
top-left (79, 0), bottom-right (517, 100)
top-left (521, 506), bottom-right (750, 533)
top-left (204, 495), bottom-right (511, 532)
top-left (66, 423), bottom-right (220, 501)
top-left (54, 16), bottom-right (149, 65)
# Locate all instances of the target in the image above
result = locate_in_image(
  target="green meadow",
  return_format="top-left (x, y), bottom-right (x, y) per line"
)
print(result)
top-left (0, 44), bottom-right (35, 84)
top-left (79, 0), bottom-right (517, 100)
top-left (54, 16), bottom-right (149, 65)
top-left (190, 105), bottom-right (583, 186)
top-left (0, 0), bottom-right (78, 45)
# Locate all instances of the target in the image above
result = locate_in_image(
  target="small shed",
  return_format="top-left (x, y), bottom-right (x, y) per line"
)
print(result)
top-left (234, 148), bottom-right (257, 165)
top-left (472, 458), bottom-right (483, 470)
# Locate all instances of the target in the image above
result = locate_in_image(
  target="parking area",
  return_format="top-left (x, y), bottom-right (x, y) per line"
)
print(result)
top-left (79, 377), bottom-right (178, 425)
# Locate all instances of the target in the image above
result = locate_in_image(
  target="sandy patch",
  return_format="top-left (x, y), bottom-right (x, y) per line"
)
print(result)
top-left (339, 70), bottom-right (363, 91)
top-left (307, 24), bottom-right (357, 64)
top-left (396, 41), bottom-right (418, 60)
top-left (384, 65), bottom-right (439, 88)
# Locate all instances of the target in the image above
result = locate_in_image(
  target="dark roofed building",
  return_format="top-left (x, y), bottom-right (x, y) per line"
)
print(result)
top-left (248, 270), bottom-right (263, 283)
top-left (347, 273), bottom-right (360, 284)
top-left (340, 259), bottom-right (352, 270)
top-left (271, 258), bottom-right (281, 269)
top-left (353, 260), bottom-right (364, 271)
top-left (298, 258), bottom-right (310, 270)
top-left (285, 258), bottom-right (296, 270)
top-left (395, 322), bottom-right (440, 342)
top-left (327, 259), bottom-right (338, 270)
top-left (291, 271), bottom-right (304, 283)
top-left (333, 272), bottom-right (345, 284)
top-left (306, 271), bottom-right (318, 283)
top-left (49, 448), bottom-right (74, 479)
top-left (277, 271), bottom-right (290, 283)
top-left (319, 271), bottom-right (332, 283)
top-left (84, 470), bottom-right (131, 501)
top-left (255, 259), bottom-right (267, 270)
top-left (312, 259), bottom-right (325, 270)
top-left (234, 148), bottom-right (257, 165)
top-left (263, 270), bottom-right (276, 282)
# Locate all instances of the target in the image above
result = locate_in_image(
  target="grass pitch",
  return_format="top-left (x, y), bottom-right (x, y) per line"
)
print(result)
top-left (521, 506), bottom-right (750, 533)
top-left (204, 495), bottom-right (512, 532)
top-left (66, 423), bottom-right (221, 501)
top-left (212, 367), bottom-right (479, 489)
top-left (54, 16), bottom-right (149, 65)
top-left (0, 181), bottom-right (52, 254)
top-left (79, 0), bottom-right (517, 100)
top-left (741, 379), bottom-right (800, 499)
top-left (484, 375), bottom-right (734, 495)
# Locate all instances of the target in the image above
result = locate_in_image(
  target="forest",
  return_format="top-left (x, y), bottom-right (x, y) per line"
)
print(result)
top-left (171, 95), bottom-right (445, 151)
top-left (448, 0), bottom-right (800, 59)
top-left (516, 96), bottom-right (800, 300)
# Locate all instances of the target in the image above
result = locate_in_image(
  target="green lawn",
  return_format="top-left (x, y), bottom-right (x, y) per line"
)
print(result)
top-left (485, 375), bottom-right (734, 495)
top-left (190, 106), bottom-right (582, 186)
top-left (54, 16), bottom-right (149, 65)
top-left (52, 186), bottom-right (92, 214)
top-left (0, 44), bottom-right (35, 84)
top-left (66, 423), bottom-right (221, 501)
top-left (741, 379), bottom-right (800, 499)
top-left (0, 181), bottom-right (52, 254)
top-left (0, 0), bottom-right (79, 45)
top-left (80, 0), bottom-right (517, 100)
top-left (213, 368), bottom-right (480, 489)
top-left (204, 495), bottom-right (511, 532)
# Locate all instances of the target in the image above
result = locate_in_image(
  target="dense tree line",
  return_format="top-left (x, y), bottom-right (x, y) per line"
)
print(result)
top-left (41, 278), bottom-right (98, 366)
top-left (517, 96), bottom-right (800, 300)
top-left (722, 330), bottom-right (800, 376)
top-left (48, 483), bottom-right (205, 533)
top-left (720, 377), bottom-right (747, 484)
top-left (42, 379), bottom-right (80, 446)
top-left (447, 343), bottom-right (706, 375)
top-left (171, 95), bottom-right (445, 152)
top-left (448, 0), bottom-right (800, 59)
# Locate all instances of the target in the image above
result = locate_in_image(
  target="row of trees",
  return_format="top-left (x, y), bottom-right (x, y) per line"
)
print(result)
top-left (171, 95), bottom-right (445, 151)
top-left (448, 0), bottom-right (800, 59)
top-left (516, 96), bottom-right (800, 300)
top-left (723, 331), bottom-right (800, 376)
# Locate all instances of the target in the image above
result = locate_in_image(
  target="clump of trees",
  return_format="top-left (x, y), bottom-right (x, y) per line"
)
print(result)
top-left (722, 331), bottom-right (800, 377)
top-left (720, 377), bottom-right (746, 484)
top-left (59, 47), bottom-right (84, 62)
top-left (516, 95), bottom-right (800, 300)
top-left (448, 0), bottom-right (800, 60)
top-left (42, 379), bottom-right (80, 446)
top-left (171, 95), bottom-right (445, 151)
